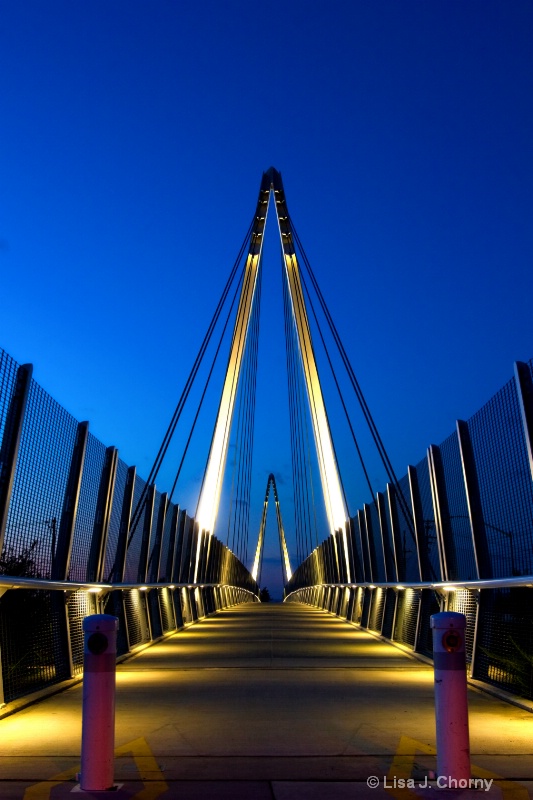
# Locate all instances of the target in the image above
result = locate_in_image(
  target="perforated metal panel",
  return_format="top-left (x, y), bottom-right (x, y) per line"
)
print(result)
top-left (103, 591), bottom-right (129, 656)
top-left (67, 590), bottom-right (97, 673)
top-left (0, 589), bottom-right (70, 702)
top-left (414, 457), bottom-right (441, 581)
top-left (393, 588), bottom-right (420, 648)
top-left (416, 589), bottom-right (441, 657)
top-left (366, 502), bottom-right (386, 582)
top-left (103, 458), bottom-right (129, 582)
top-left (396, 474), bottom-right (419, 582)
top-left (473, 588), bottom-right (533, 698)
top-left (446, 588), bottom-right (477, 666)
top-left (468, 378), bottom-right (533, 578)
top-left (148, 589), bottom-right (162, 639)
top-left (439, 432), bottom-right (478, 580)
top-left (3, 379), bottom-right (78, 579)
top-left (368, 587), bottom-right (385, 632)
top-left (0, 349), bottom-right (18, 451)
top-left (158, 587), bottom-right (175, 632)
top-left (123, 476), bottom-right (148, 583)
top-left (123, 589), bottom-right (150, 648)
top-left (69, 433), bottom-right (106, 582)
top-left (381, 589), bottom-right (397, 639)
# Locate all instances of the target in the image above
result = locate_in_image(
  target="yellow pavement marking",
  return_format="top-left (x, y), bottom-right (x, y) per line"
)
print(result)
top-left (385, 736), bottom-right (432, 800)
top-left (23, 766), bottom-right (79, 800)
top-left (387, 736), bottom-right (529, 800)
top-left (22, 737), bottom-right (168, 800)
top-left (115, 737), bottom-right (168, 799)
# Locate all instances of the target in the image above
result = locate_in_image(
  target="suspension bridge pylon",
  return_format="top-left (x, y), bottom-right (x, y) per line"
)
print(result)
top-left (252, 473), bottom-right (292, 586)
top-left (193, 167), bottom-right (351, 583)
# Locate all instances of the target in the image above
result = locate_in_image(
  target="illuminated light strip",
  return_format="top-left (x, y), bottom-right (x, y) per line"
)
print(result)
top-left (194, 177), bottom-right (271, 581)
top-left (272, 173), bottom-right (350, 580)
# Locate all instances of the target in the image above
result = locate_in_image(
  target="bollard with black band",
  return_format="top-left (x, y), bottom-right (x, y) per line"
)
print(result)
top-left (80, 614), bottom-right (118, 791)
top-left (430, 611), bottom-right (470, 782)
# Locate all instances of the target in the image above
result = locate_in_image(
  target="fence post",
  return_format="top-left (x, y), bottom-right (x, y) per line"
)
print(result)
top-left (0, 364), bottom-right (33, 553)
top-left (456, 421), bottom-right (490, 580)
top-left (357, 509), bottom-right (372, 582)
top-left (377, 491), bottom-right (397, 582)
top-left (0, 363), bottom-right (32, 707)
top-left (407, 466), bottom-right (428, 581)
top-left (87, 447), bottom-right (118, 583)
top-left (363, 504), bottom-right (378, 582)
top-left (515, 361), bottom-right (533, 483)
top-left (137, 484), bottom-right (156, 585)
top-left (428, 446), bottom-right (457, 581)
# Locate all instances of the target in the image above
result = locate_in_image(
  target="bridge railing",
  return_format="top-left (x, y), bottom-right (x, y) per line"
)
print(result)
top-left (286, 358), bottom-right (533, 703)
top-left (0, 347), bottom-right (258, 710)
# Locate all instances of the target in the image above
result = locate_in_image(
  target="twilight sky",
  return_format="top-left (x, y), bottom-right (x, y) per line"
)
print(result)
top-left (1, 1), bottom-right (532, 597)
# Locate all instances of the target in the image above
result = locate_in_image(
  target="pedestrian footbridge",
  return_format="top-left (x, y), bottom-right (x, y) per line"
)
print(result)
top-left (0, 602), bottom-right (531, 799)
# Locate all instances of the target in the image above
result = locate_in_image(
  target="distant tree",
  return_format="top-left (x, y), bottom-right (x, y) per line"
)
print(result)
top-left (0, 539), bottom-right (41, 577)
top-left (259, 587), bottom-right (271, 603)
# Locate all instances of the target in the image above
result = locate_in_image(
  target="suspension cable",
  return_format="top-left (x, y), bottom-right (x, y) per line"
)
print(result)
top-left (290, 218), bottom-right (415, 533)
top-left (127, 218), bottom-right (255, 548)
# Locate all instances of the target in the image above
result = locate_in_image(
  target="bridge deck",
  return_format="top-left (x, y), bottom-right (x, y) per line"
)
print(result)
top-left (1, 602), bottom-right (532, 799)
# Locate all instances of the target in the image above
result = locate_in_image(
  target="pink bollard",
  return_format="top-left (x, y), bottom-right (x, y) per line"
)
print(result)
top-left (80, 614), bottom-right (118, 791)
top-left (430, 611), bottom-right (470, 782)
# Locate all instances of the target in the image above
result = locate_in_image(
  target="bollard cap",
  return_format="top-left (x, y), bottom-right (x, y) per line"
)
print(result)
top-left (430, 611), bottom-right (466, 630)
top-left (83, 614), bottom-right (118, 633)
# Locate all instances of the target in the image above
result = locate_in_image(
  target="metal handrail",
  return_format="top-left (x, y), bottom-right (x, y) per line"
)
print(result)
top-left (0, 575), bottom-right (258, 595)
top-left (284, 574), bottom-right (533, 601)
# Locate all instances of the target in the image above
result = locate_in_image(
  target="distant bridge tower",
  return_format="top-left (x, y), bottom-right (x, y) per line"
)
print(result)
top-left (252, 473), bottom-right (292, 585)
top-left (195, 168), bottom-right (350, 581)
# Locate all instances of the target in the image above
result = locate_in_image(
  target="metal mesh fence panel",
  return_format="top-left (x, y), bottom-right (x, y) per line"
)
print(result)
top-left (158, 504), bottom-right (176, 582)
top-left (180, 588), bottom-right (192, 625)
top-left (0, 349), bottom-right (18, 455)
top-left (447, 588), bottom-right (477, 667)
top-left (381, 588), bottom-right (396, 639)
top-left (393, 589), bottom-right (420, 647)
top-left (3, 379), bottom-right (78, 579)
top-left (417, 589), bottom-right (441, 657)
top-left (439, 432), bottom-right (478, 580)
top-left (349, 516), bottom-right (365, 582)
top-left (352, 587), bottom-right (364, 624)
top-left (361, 588), bottom-right (371, 627)
top-left (474, 588), bottom-right (533, 698)
top-left (396, 474), bottom-right (420, 582)
top-left (366, 501), bottom-right (386, 582)
top-left (159, 587), bottom-right (175, 632)
top-left (414, 457), bottom-right (440, 581)
top-left (67, 590), bottom-right (97, 673)
top-left (123, 589), bottom-right (150, 648)
top-left (0, 589), bottom-right (70, 702)
top-left (147, 492), bottom-right (164, 581)
top-left (123, 476), bottom-right (148, 583)
top-left (104, 591), bottom-right (129, 656)
top-left (379, 496), bottom-right (396, 581)
top-left (70, 433), bottom-right (106, 582)
top-left (103, 458), bottom-right (129, 582)
top-left (468, 378), bottom-right (533, 578)
top-left (148, 589), bottom-right (162, 639)
top-left (368, 587), bottom-right (385, 632)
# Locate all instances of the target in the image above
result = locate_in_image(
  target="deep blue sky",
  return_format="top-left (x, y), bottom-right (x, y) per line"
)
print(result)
top-left (1, 1), bottom-right (532, 597)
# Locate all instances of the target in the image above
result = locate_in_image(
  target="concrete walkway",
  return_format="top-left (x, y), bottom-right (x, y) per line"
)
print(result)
top-left (1, 602), bottom-right (532, 799)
